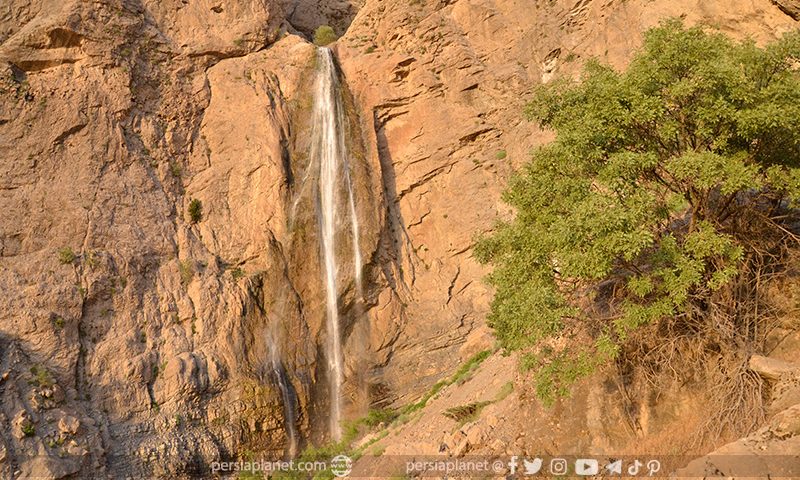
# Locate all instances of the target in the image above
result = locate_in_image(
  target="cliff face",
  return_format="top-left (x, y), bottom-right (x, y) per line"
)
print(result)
top-left (0, 1), bottom-right (323, 477)
top-left (334, 0), bottom-right (799, 406)
top-left (0, 0), bottom-right (797, 478)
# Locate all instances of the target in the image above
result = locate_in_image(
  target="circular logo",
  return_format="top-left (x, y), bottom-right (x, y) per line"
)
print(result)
top-left (330, 454), bottom-right (353, 478)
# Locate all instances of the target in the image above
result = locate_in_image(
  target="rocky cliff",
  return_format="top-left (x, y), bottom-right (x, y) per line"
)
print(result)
top-left (0, 0), bottom-right (798, 478)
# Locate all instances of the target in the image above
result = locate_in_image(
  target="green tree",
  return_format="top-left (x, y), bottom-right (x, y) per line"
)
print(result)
top-left (188, 198), bottom-right (203, 224)
top-left (476, 20), bottom-right (800, 406)
top-left (313, 25), bottom-right (338, 46)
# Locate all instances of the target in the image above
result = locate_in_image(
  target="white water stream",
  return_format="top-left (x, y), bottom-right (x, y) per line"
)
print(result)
top-left (268, 334), bottom-right (299, 457)
top-left (310, 47), bottom-right (363, 441)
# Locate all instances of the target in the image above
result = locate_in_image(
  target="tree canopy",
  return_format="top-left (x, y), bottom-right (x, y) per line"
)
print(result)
top-left (476, 20), bottom-right (800, 405)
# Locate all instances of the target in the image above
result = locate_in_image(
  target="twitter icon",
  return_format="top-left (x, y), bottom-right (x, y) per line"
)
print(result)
top-left (524, 458), bottom-right (543, 475)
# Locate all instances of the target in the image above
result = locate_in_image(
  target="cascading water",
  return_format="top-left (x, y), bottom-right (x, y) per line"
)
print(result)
top-left (268, 337), bottom-right (299, 457)
top-left (309, 46), bottom-right (363, 441)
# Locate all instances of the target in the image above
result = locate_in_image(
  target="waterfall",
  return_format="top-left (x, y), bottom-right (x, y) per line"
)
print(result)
top-left (310, 46), bottom-right (363, 441)
top-left (270, 349), bottom-right (298, 458)
top-left (267, 333), bottom-right (299, 457)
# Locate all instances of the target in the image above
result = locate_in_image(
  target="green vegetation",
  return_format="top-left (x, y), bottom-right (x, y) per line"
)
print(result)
top-left (53, 316), bottom-right (65, 330)
top-left (47, 437), bottom-right (65, 448)
top-left (444, 400), bottom-right (492, 424)
top-left (402, 349), bottom-right (492, 414)
top-left (188, 198), bottom-right (203, 223)
top-left (179, 260), bottom-right (194, 286)
top-left (361, 408), bottom-right (398, 427)
top-left (58, 247), bottom-right (76, 265)
top-left (29, 365), bottom-right (54, 388)
top-left (22, 423), bottom-right (35, 437)
top-left (84, 250), bottom-right (98, 268)
top-left (476, 21), bottom-right (800, 406)
top-left (313, 25), bottom-right (338, 46)
top-left (495, 381), bottom-right (515, 401)
top-left (495, 149), bottom-right (507, 160)
top-left (230, 267), bottom-right (245, 281)
top-left (169, 161), bottom-right (182, 178)
top-left (244, 351), bottom-right (494, 479)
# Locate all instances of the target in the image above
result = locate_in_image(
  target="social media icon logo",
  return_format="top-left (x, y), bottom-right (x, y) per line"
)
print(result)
top-left (524, 458), bottom-right (543, 475)
top-left (628, 459), bottom-right (643, 476)
top-left (605, 459), bottom-right (623, 475)
top-left (576, 459), bottom-right (599, 476)
top-left (550, 458), bottom-right (568, 476)
top-left (646, 460), bottom-right (661, 476)
top-left (508, 456), bottom-right (519, 475)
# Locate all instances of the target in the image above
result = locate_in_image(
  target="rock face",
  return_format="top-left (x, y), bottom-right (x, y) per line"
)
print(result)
top-left (0, 0), bottom-right (798, 478)
top-left (674, 358), bottom-right (800, 479)
top-left (772, 0), bottom-right (800, 20)
top-left (284, 0), bottom-right (364, 37)
top-left (334, 0), bottom-right (799, 408)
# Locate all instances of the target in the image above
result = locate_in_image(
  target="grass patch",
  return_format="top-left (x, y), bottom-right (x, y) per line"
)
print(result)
top-left (402, 349), bottom-right (493, 414)
top-left (29, 365), bottom-right (54, 388)
top-left (495, 381), bottom-right (514, 401)
top-left (179, 260), bottom-right (194, 286)
top-left (443, 400), bottom-right (492, 424)
top-left (58, 247), bottom-right (76, 265)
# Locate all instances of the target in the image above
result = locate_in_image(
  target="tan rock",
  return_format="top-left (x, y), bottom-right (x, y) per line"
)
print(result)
top-left (750, 355), bottom-right (799, 381)
top-left (57, 415), bottom-right (80, 435)
top-left (770, 404), bottom-right (800, 439)
top-left (65, 441), bottom-right (88, 457)
top-left (771, 0), bottom-right (800, 19)
top-left (21, 444), bottom-right (82, 479)
top-left (465, 423), bottom-right (487, 446)
top-left (11, 412), bottom-right (33, 440)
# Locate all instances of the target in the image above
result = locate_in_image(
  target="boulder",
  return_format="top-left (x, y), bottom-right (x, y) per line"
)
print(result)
top-left (57, 415), bottom-right (80, 435)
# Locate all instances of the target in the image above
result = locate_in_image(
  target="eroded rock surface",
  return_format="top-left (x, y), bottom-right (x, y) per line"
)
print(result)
top-left (335, 0), bottom-right (799, 408)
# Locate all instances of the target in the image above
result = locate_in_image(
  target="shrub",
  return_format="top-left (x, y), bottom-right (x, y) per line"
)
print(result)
top-left (29, 365), bottom-right (54, 388)
top-left (58, 247), bottom-right (75, 265)
top-left (476, 20), bottom-right (800, 409)
top-left (230, 267), bottom-right (245, 281)
top-left (179, 260), bottom-right (194, 286)
top-left (443, 401), bottom-right (491, 423)
top-left (495, 150), bottom-right (507, 160)
top-left (188, 198), bottom-right (203, 223)
top-left (362, 408), bottom-right (398, 427)
top-left (169, 161), bottom-right (182, 178)
top-left (313, 25), bottom-right (338, 46)
top-left (22, 423), bottom-right (35, 437)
